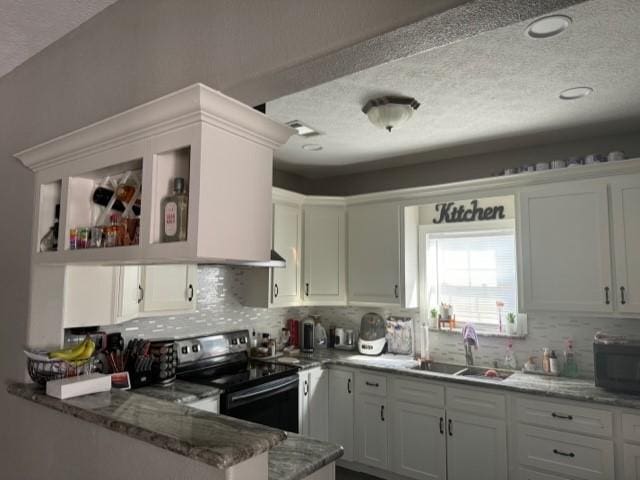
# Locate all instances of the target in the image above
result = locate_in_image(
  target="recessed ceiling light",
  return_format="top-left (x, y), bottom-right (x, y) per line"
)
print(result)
top-left (559, 86), bottom-right (593, 100)
top-left (525, 15), bottom-right (572, 39)
top-left (286, 120), bottom-right (319, 137)
top-left (302, 144), bottom-right (323, 151)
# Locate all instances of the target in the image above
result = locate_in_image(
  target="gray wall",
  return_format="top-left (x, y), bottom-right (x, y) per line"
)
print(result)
top-left (0, 0), bottom-right (448, 474)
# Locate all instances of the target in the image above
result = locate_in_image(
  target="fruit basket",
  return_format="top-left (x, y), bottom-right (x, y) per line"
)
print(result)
top-left (24, 337), bottom-right (98, 385)
top-left (26, 356), bottom-right (97, 385)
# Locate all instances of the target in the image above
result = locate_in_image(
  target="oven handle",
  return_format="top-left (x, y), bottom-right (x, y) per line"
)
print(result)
top-left (227, 375), bottom-right (299, 406)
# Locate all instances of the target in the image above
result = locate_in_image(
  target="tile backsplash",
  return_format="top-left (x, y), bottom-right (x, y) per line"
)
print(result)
top-left (99, 266), bottom-right (640, 378)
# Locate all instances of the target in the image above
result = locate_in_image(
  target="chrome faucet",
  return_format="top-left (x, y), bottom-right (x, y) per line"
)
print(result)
top-left (461, 324), bottom-right (479, 366)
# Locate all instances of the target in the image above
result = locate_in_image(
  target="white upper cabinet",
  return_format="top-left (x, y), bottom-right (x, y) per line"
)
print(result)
top-left (518, 180), bottom-right (613, 313)
top-left (348, 202), bottom-right (401, 305)
top-left (610, 174), bottom-right (640, 313)
top-left (19, 84), bottom-right (293, 266)
top-left (64, 266), bottom-right (117, 328)
top-left (140, 264), bottom-right (197, 313)
top-left (271, 202), bottom-right (302, 307)
top-left (303, 204), bottom-right (346, 305)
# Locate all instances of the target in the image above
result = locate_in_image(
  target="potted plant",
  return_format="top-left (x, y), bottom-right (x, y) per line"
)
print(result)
top-left (506, 312), bottom-right (517, 335)
top-left (429, 308), bottom-right (438, 328)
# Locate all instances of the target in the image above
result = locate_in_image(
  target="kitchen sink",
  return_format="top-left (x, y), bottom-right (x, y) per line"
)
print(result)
top-left (411, 362), bottom-right (513, 381)
top-left (456, 366), bottom-right (513, 381)
top-left (412, 362), bottom-right (467, 375)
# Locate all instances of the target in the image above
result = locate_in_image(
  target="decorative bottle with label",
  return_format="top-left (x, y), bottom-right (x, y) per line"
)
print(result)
top-left (161, 177), bottom-right (188, 242)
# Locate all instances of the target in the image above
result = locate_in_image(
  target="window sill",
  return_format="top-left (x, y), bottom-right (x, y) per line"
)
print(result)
top-left (428, 326), bottom-right (527, 339)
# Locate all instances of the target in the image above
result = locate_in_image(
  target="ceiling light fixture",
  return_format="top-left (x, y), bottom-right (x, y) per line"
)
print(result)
top-left (525, 15), bottom-right (572, 39)
top-left (302, 144), bottom-right (323, 151)
top-left (362, 96), bottom-right (420, 132)
top-left (559, 86), bottom-right (593, 100)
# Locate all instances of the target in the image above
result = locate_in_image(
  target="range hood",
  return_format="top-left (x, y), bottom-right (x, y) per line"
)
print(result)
top-left (220, 249), bottom-right (286, 268)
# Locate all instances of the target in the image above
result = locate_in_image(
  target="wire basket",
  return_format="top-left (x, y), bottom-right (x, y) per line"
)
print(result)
top-left (27, 357), bottom-right (98, 385)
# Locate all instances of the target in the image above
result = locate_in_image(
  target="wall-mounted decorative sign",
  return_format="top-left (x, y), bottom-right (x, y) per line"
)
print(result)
top-left (433, 199), bottom-right (506, 224)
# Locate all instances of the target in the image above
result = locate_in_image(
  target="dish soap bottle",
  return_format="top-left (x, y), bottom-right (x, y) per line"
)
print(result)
top-left (563, 339), bottom-right (578, 377)
top-left (161, 177), bottom-right (188, 242)
top-left (504, 341), bottom-right (517, 370)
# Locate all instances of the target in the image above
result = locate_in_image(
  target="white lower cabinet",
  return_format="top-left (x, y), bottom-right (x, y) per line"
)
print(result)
top-left (446, 410), bottom-right (508, 480)
top-left (355, 392), bottom-right (389, 470)
top-left (299, 367), bottom-right (329, 441)
top-left (624, 443), bottom-right (640, 479)
top-left (328, 368), bottom-right (355, 461)
top-left (392, 401), bottom-right (446, 480)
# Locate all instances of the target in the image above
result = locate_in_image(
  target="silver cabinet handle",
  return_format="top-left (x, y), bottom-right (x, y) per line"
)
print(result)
top-left (604, 286), bottom-right (610, 305)
top-left (621, 286), bottom-right (627, 305)
top-left (305, 283), bottom-right (309, 296)
top-left (394, 284), bottom-right (399, 298)
top-left (552, 412), bottom-right (573, 420)
top-left (365, 381), bottom-right (379, 387)
top-left (274, 283), bottom-right (279, 298)
top-left (347, 378), bottom-right (351, 394)
top-left (439, 417), bottom-right (444, 435)
top-left (187, 284), bottom-right (194, 302)
top-left (304, 380), bottom-right (308, 396)
top-left (448, 418), bottom-right (453, 436)
top-left (137, 285), bottom-right (144, 304)
top-left (380, 405), bottom-right (385, 422)
top-left (553, 449), bottom-right (575, 458)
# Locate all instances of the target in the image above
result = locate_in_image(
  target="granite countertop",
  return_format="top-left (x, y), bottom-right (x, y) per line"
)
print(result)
top-left (268, 433), bottom-right (343, 480)
top-left (7, 382), bottom-right (285, 470)
top-left (263, 349), bottom-right (640, 409)
top-left (136, 379), bottom-right (221, 404)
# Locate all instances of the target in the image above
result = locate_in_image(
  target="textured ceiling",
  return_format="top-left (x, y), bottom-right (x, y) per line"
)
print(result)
top-left (0, 0), bottom-right (117, 79)
top-left (268, 0), bottom-right (640, 178)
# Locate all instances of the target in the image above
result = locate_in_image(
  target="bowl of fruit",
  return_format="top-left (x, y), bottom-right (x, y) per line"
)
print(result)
top-left (24, 337), bottom-right (97, 385)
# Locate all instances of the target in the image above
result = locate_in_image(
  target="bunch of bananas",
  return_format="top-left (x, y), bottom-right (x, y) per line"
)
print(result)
top-left (48, 337), bottom-right (96, 362)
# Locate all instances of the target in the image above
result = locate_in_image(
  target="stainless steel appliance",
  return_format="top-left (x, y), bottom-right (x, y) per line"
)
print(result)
top-left (301, 317), bottom-right (315, 353)
top-left (176, 330), bottom-right (299, 432)
top-left (594, 334), bottom-right (640, 393)
top-left (358, 312), bottom-right (387, 356)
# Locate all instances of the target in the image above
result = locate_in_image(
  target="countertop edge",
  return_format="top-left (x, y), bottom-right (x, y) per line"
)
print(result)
top-left (6, 382), bottom-right (286, 470)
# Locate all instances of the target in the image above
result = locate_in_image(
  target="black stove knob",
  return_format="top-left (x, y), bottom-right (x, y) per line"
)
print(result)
top-left (231, 338), bottom-right (238, 345)
top-left (239, 337), bottom-right (246, 344)
top-left (192, 345), bottom-right (199, 353)
top-left (181, 346), bottom-right (188, 354)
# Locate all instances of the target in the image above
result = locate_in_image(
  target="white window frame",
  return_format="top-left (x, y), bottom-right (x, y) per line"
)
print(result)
top-left (418, 218), bottom-right (517, 331)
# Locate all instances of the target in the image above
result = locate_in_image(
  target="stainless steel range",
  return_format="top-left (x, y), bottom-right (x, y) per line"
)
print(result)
top-left (175, 330), bottom-right (299, 432)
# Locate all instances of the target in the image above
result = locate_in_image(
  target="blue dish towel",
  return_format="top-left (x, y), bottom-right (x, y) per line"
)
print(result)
top-left (462, 324), bottom-right (479, 349)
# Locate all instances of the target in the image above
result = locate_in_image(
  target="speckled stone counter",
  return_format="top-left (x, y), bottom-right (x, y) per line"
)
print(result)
top-left (136, 379), bottom-right (221, 404)
top-left (268, 433), bottom-right (343, 480)
top-left (7, 382), bottom-right (284, 469)
top-left (263, 349), bottom-right (640, 409)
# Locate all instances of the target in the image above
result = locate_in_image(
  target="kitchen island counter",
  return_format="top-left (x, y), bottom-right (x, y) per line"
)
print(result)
top-left (269, 433), bottom-right (343, 480)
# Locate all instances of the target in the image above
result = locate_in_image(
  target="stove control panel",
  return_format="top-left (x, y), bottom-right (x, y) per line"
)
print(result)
top-left (175, 330), bottom-right (249, 365)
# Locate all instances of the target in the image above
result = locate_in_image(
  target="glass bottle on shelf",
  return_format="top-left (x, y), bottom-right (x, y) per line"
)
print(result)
top-left (39, 204), bottom-right (60, 252)
top-left (161, 177), bottom-right (188, 242)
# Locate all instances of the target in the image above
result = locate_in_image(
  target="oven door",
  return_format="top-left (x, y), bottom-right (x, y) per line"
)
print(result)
top-left (221, 375), bottom-right (299, 433)
top-left (594, 343), bottom-right (640, 393)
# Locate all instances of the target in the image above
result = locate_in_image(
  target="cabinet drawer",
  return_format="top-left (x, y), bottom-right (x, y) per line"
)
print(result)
top-left (517, 425), bottom-right (614, 480)
top-left (622, 413), bottom-right (640, 443)
top-left (446, 386), bottom-right (505, 418)
top-left (515, 397), bottom-right (612, 437)
top-left (356, 371), bottom-right (387, 396)
top-left (392, 377), bottom-right (444, 408)
top-left (517, 467), bottom-right (574, 480)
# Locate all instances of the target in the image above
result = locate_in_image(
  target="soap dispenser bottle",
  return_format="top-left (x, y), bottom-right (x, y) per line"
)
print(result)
top-left (504, 340), bottom-right (517, 370)
top-left (563, 339), bottom-right (578, 377)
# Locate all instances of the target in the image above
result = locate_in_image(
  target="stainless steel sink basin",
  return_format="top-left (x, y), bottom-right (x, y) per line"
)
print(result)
top-left (456, 366), bottom-right (514, 381)
top-left (412, 362), bottom-right (467, 375)
top-left (412, 362), bottom-right (513, 381)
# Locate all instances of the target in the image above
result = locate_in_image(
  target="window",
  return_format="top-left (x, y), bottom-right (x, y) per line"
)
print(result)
top-left (425, 230), bottom-right (517, 327)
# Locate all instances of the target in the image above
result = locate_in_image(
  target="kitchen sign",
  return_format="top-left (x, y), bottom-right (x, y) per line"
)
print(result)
top-left (433, 199), bottom-right (506, 224)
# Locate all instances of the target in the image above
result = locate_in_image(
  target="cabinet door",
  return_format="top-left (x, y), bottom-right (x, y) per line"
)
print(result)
top-left (115, 265), bottom-right (142, 323)
top-left (355, 394), bottom-right (389, 470)
top-left (625, 443), bottom-right (640, 480)
top-left (299, 372), bottom-right (310, 435)
top-left (446, 410), bottom-right (507, 480)
top-left (519, 181), bottom-right (613, 312)
top-left (308, 368), bottom-right (329, 441)
top-left (392, 401), bottom-right (446, 480)
top-left (63, 266), bottom-right (117, 328)
top-left (271, 203), bottom-right (301, 307)
top-left (140, 264), bottom-right (197, 313)
top-left (348, 203), bottom-right (400, 304)
top-left (329, 369), bottom-right (355, 461)
top-left (611, 175), bottom-right (640, 313)
top-left (303, 205), bottom-right (346, 305)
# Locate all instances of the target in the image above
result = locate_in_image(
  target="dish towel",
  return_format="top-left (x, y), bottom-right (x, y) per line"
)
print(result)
top-left (462, 324), bottom-right (479, 349)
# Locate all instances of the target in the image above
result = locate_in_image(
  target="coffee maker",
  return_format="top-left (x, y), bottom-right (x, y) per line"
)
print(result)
top-left (301, 316), bottom-right (316, 353)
